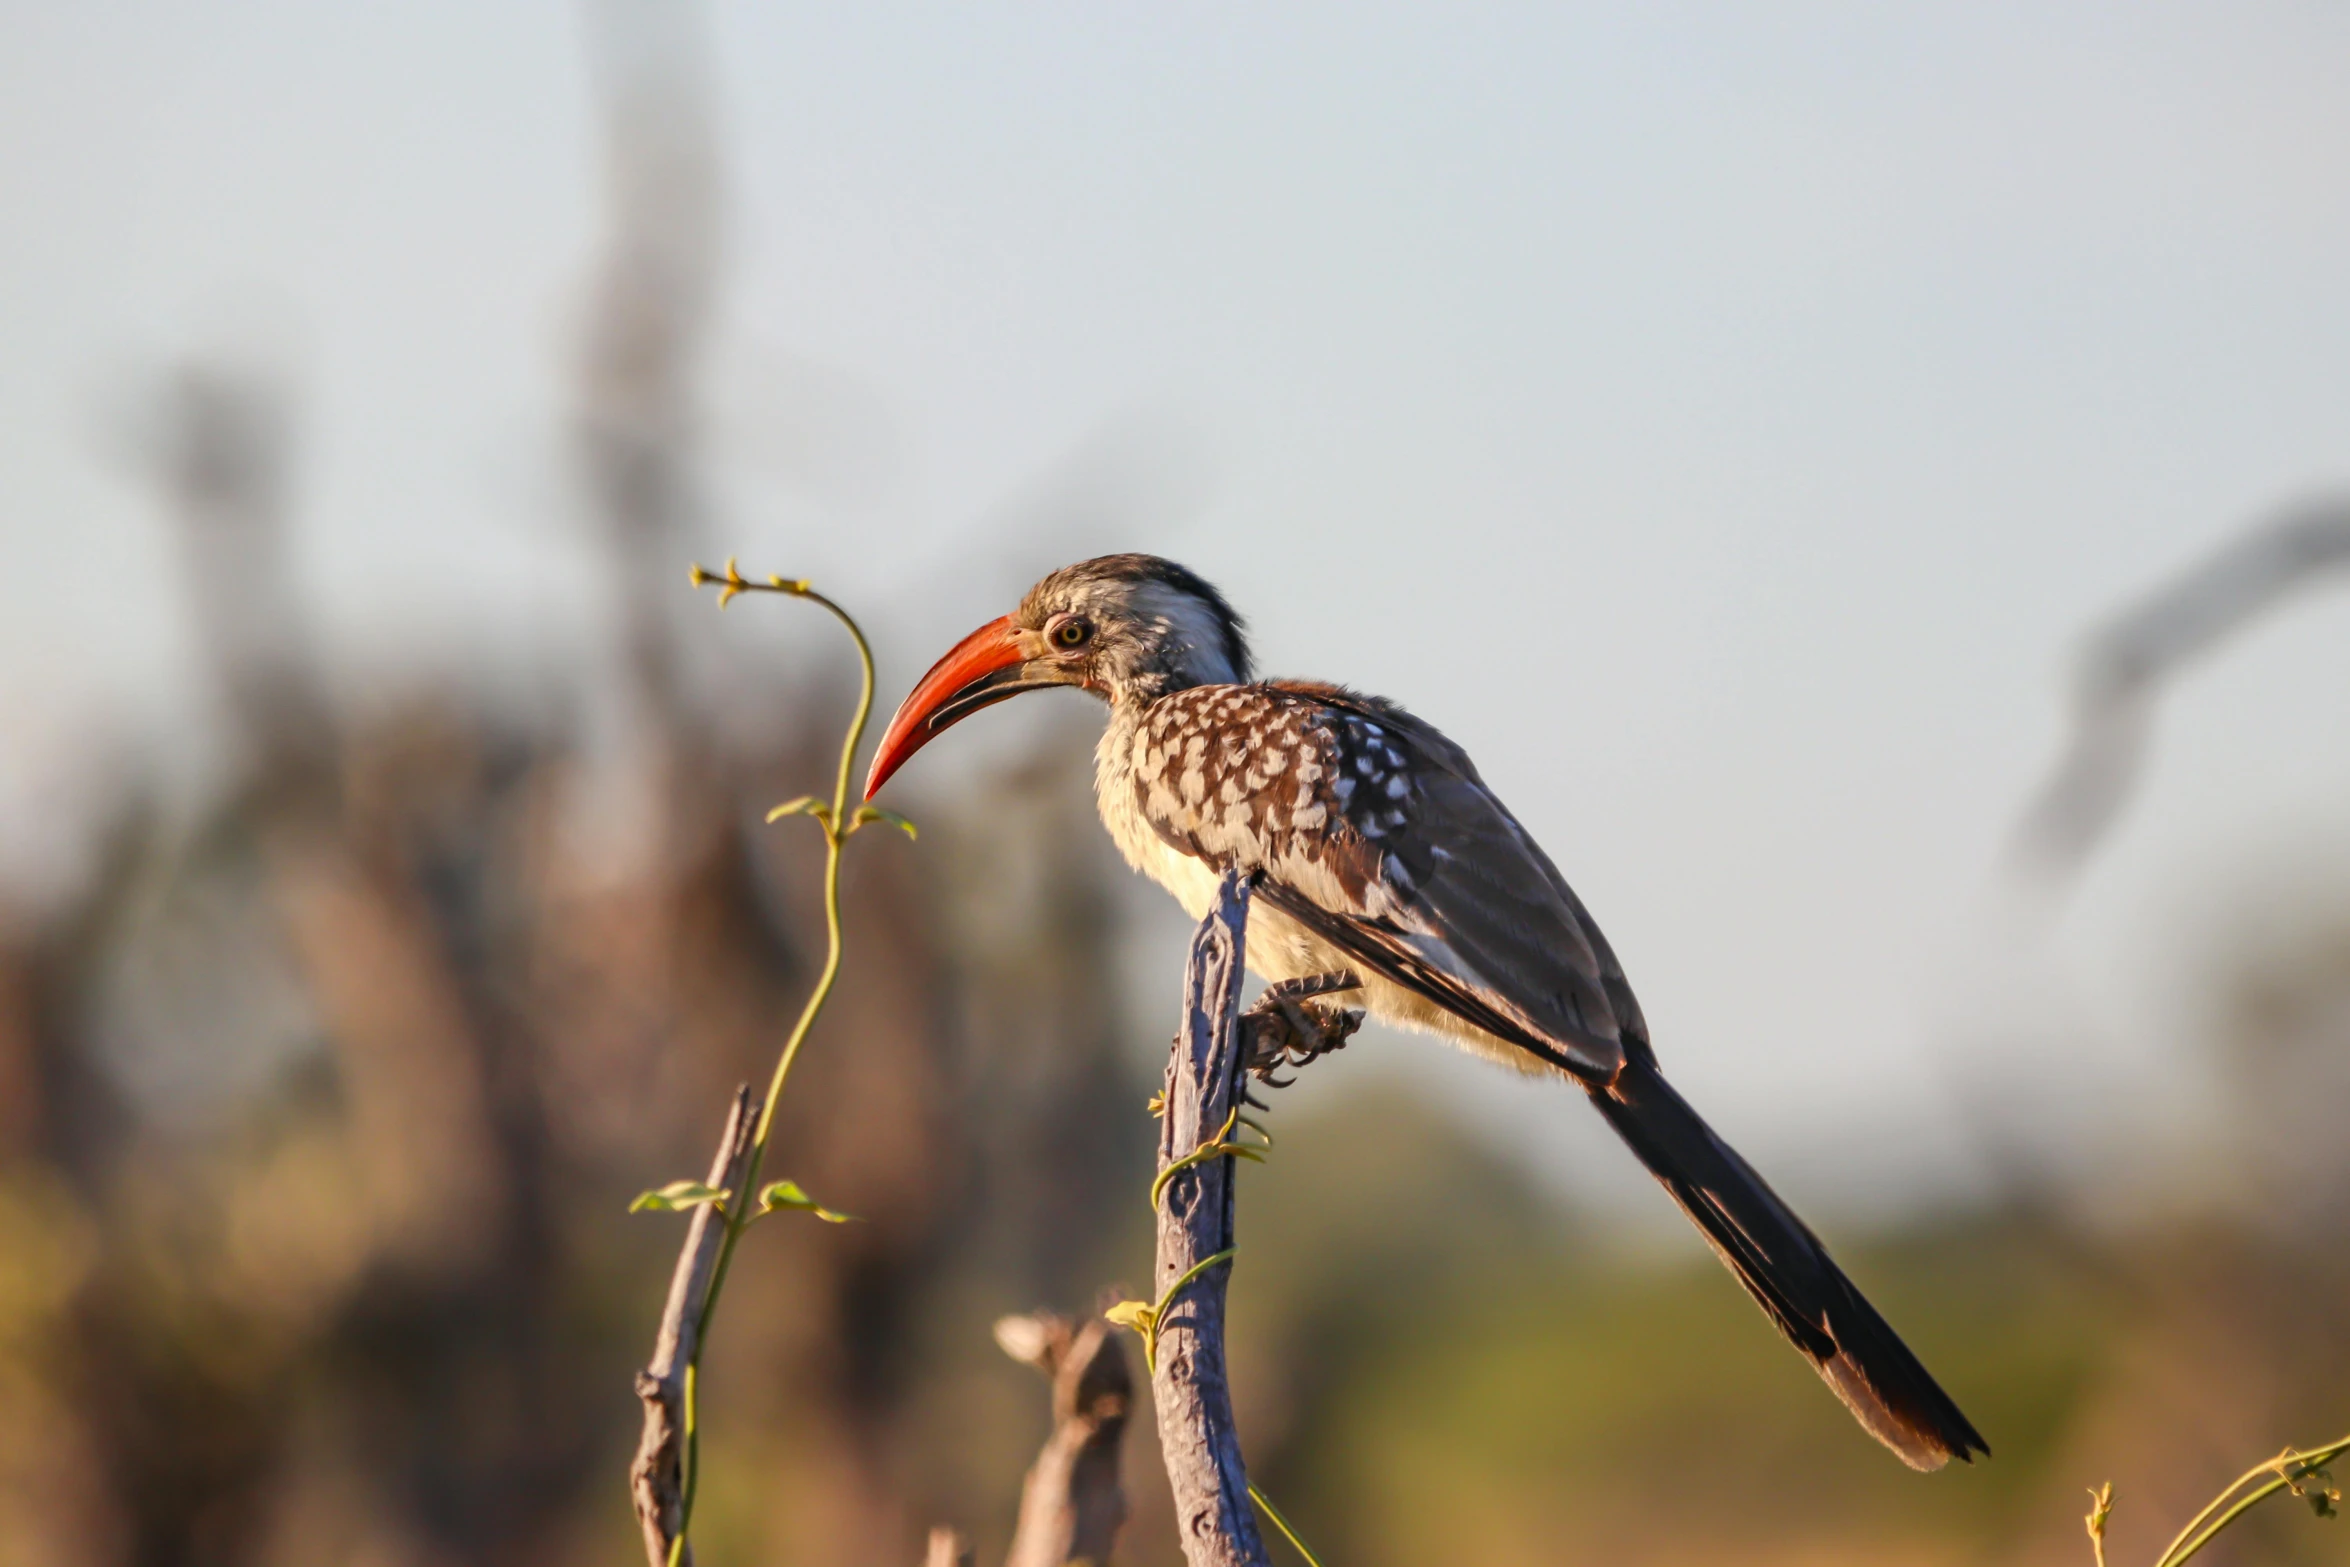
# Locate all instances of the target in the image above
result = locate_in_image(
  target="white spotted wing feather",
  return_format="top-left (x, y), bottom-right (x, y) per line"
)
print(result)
top-left (1095, 680), bottom-right (1635, 1081)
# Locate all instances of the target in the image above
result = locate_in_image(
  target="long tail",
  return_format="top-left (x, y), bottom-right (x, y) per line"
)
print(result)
top-left (1585, 1053), bottom-right (1988, 1470)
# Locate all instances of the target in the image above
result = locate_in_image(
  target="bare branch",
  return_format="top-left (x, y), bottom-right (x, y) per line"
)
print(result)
top-left (2009, 495), bottom-right (2350, 886)
top-left (997, 1311), bottom-right (1133, 1567)
top-left (1149, 872), bottom-right (1271, 1567)
top-left (631, 1085), bottom-right (758, 1567)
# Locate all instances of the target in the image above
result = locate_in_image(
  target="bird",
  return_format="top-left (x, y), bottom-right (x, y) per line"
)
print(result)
top-left (863, 552), bottom-right (1986, 1471)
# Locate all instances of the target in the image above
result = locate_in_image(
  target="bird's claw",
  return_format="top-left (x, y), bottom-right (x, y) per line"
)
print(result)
top-left (1244, 972), bottom-right (1363, 1089)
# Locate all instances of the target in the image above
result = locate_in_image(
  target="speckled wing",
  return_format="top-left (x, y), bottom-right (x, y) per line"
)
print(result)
top-left (1128, 680), bottom-right (1634, 1081)
top-left (1128, 678), bottom-right (1988, 1469)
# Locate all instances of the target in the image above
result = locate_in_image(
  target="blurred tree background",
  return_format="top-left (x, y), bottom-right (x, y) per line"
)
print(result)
top-left (1, 5), bottom-right (2346, 1567)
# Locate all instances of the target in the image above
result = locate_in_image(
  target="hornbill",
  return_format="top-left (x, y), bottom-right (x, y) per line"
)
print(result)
top-left (865, 553), bottom-right (1986, 1470)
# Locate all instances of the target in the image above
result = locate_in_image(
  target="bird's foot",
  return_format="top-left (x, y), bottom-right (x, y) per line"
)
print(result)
top-left (1244, 972), bottom-right (1363, 1089)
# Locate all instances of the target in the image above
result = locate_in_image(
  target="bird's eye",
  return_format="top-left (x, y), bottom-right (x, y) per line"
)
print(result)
top-left (1053, 619), bottom-right (1092, 649)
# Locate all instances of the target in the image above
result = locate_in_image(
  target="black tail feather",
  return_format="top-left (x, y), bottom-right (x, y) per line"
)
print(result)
top-left (1586, 1055), bottom-right (1988, 1470)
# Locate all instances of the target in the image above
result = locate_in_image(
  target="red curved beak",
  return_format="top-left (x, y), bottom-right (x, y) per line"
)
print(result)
top-left (864, 615), bottom-right (1052, 799)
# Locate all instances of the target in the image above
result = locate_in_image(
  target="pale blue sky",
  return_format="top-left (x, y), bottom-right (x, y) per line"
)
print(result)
top-left (4, 2), bottom-right (2347, 1214)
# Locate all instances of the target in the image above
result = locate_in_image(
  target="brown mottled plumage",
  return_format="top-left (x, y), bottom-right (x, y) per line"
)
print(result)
top-left (867, 552), bottom-right (1988, 1472)
top-left (1115, 679), bottom-right (1631, 1080)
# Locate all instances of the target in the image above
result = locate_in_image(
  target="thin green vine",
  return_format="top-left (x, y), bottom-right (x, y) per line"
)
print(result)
top-left (633, 560), bottom-right (913, 1567)
top-left (2148, 1433), bottom-right (2343, 1567)
top-left (1250, 1483), bottom-right (1329, 1567)
top-left (2088, 1432), bottom-right (2344, 1567)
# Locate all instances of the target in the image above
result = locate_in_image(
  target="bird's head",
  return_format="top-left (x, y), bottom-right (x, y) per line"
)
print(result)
top-left (865, 553), bottom-right (1250, 798)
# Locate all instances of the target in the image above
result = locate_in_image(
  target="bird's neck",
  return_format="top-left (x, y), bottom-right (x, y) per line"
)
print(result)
top-left (1095, 688), bottom-right (1155, 762)
top-left (1105, 633), bottom-right (1244, 707)
top-left (1106, 666), bottom-right (1198, 708)
top-left (1092, 699), bottom-right (1157, 872)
